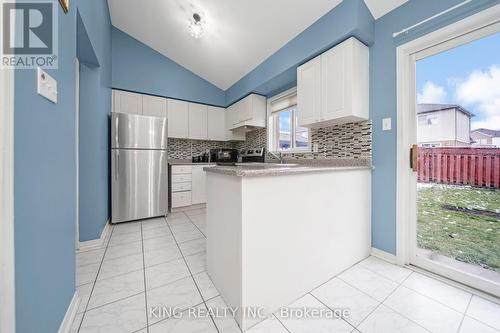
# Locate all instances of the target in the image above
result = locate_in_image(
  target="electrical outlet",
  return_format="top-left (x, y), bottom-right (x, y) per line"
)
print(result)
top-left (37, 67), bottom-right (57, 103)
top-left (382, 118), bottom-right (391, 131)
top-left (312, 143), bottom-right (319, 153)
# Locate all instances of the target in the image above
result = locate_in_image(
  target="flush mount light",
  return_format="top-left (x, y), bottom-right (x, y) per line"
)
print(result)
top-left (188, 13), bottom-right (205, 39)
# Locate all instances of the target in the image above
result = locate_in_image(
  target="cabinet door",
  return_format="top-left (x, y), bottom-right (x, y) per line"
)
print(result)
top-left (238, 96), bottom-right (253, 123)
top-left (143, 95), bottom-right (167, 118)
top-left (207, 106), bottom-right (226, 141)
top-left (167, 99), bottom-right (189, 138)
top-left (321, 43), bottom-right (347, 121)
top-left (230, 102), bottom-right (240, 127)
top-left (297, 56), bottom-right (321, 126)
top-left (225, 108), bottom-right (245, 141)
top-left (113, 90), bottom-right (143, 115)
top-left (188, 103), bottom-right (208, 140)
top-left (191, 165), bottom-right (206, 205)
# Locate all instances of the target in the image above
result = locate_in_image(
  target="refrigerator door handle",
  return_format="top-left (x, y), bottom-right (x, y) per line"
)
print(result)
top-left (115, 150), bottom-right (119, 180)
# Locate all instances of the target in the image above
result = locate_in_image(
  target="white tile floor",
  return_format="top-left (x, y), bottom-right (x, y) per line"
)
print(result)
top-left (73, 208), bottom-right (500, 333)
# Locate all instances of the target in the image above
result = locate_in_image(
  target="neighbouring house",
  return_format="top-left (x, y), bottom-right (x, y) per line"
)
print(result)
top-left (471, 128), bottom-right (500, 147)
top-left (417, 103), bottom-right (474, 147)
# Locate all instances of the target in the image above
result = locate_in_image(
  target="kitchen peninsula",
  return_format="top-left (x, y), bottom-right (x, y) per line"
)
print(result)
top-left (204, 160), bottom-right (372, 330)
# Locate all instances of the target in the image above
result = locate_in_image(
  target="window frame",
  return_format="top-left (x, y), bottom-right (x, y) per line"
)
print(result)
top-left (267, 88), bottom-right (311, 153)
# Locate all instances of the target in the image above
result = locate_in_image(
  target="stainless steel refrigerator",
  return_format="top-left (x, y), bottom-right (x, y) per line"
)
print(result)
top-left (111, 112), bottom-right (168, 223)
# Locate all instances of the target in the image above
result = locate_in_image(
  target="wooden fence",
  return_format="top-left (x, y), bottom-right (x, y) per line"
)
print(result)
top-left (418, 147), bottom-right (500, 188)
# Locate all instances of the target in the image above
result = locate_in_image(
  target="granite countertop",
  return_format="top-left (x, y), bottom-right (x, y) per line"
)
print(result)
top-left (204, 159), bottom-right (373, 177)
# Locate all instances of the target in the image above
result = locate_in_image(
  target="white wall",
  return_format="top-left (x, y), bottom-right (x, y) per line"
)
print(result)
top-left (456, 111), bottom-right (471, 143)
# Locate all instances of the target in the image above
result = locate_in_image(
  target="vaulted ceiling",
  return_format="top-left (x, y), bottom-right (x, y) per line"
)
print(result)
top-left (107, 0), bottom-right (408, 90)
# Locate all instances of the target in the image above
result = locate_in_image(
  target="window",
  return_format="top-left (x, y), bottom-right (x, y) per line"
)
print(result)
top-left (268, 88), bottom-right (310, 152)
top-left (418, 114), bottom-right (439, 126)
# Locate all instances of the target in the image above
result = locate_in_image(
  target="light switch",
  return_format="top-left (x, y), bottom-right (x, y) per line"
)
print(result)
top-left (312, 143), bottom-right (319, 153)
top-left (37, 67), bottom-right (57, 103)
top-left (382, 118), bottom-right (391, 131)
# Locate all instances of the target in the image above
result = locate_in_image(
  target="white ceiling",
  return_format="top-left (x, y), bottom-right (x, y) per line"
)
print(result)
top-left (107, 0), bottom-right (407, 90)
top-left (363, 0), bottom-right (408, 19)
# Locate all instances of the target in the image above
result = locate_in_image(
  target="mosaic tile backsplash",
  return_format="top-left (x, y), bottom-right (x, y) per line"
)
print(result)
top-left (168, 138), bottom-right (233, 160)
top-left (235, 121), bottom-right (372, 159)
top-left (168, 121), bottom-right (371, 160)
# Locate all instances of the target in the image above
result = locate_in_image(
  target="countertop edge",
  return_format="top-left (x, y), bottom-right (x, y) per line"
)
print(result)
top-left (204, 165), bottom-right (373, 177)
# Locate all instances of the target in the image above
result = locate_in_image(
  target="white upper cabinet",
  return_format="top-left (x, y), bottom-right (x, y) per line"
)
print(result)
top-left (229, 94), bottom-right (267, 130)
top-left (297, 37), bottom-right (369, 128)
top-left (297, 56), bottom-right (321, 126)
top-left (188, 103), bottom-right (208, 140)
top-left (113, 90), bottom-right (143, 115)
top-left (225, 107), bottom-right (245, 141)
top-left (167, 99), bottom-right (189, 139)
top-left (207, 106), bottom-right (226, 141)
top-left (142, 95), bottom-right (167, 118)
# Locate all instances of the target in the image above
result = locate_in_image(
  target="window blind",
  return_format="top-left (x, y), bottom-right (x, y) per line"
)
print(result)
top-left (269, 92), bottom-right (297, 114)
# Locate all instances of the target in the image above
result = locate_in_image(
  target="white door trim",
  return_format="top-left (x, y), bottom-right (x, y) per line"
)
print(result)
top-left (0, 58), bottom-right (16, 333)
top-left (396, 4), bottom-right (500, 295)
top-left (75, 59), bottom-right (80, 250)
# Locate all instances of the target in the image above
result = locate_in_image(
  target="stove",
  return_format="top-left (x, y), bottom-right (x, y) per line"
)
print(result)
top-left (240, 148), bottom-right (266, 163)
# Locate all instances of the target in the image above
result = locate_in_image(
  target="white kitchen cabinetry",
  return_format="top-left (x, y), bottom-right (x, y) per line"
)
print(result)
top-left (229, 94), bottom-right (266, 130)
top-left (188, 103), bottom-right (208, 140)
top-left (171, 164), bottom-right (214, 209)
top-left (207, 106), bottom-right (226, 141)
top-left (142, 95), bottom-right (167, 118)
top-left (113, 90), bottom-right (143, 115)
top-left (297, 37), bottom-right (369, 128)
top-left (297, 56), bottom-right (321, 126)
top-left (225, 107), bottom-right (245, 141)
top-left (191, 165), bottom-right (207, 205)
top-left (167, 99), bottom-right (189, 139)
top-left (171, 165), bottom-right (192, 208)
top-left (112, 89), bottom-right (250, 142)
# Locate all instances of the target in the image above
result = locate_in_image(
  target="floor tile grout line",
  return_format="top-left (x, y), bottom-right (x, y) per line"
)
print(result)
top-left (356, 259), bottom-right (413, 284)
top-left (367, 272), bottom-right (440, 333)
top-left (184, 213), bottom-right (206, 238)
top-left (456, 294), bottom-right (473, 333)
top-left (384, 276), bottom-right (472, 315)
top-left (140, 222), bottom-right (150, 332)
top-left (77, 224), bottom-right (115, 332)
top-left (308, 292), bottom-right (358, 331)
top-left (162, 214), bottom-right (221, 333)
top-left (272, 313), bottom-right (292, 333)
top-left (83, 290), bottom-right (145, 313)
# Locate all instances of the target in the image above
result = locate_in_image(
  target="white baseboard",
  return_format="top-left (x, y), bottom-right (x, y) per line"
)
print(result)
top-left (77, 220), bottom-right (110, 252)
top-left (58, 291), bottom-right (80, 333)
top-left (371, 247), bottom-right (397, 264)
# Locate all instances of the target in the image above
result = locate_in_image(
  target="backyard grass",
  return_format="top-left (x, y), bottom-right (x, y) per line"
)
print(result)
top-left (417, 183), bottom-right (500, 273)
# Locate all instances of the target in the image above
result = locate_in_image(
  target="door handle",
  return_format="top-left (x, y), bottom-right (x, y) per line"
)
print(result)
top-left (115, 151), bottom-right (119, 179)
top-left (410, 144), bottom-right (418, 172)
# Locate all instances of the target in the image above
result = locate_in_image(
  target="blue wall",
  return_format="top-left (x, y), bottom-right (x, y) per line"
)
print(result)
top-left (370, 0), bottom-right (499, 254)
top-left (225, 0), bottom-right (374, 105)
top-left (77, 1), bottom-right (112, 242)
top-left (112, 27), bottom-right (225, 106)
top-left (13, 0), bottom-right (112, 331)
top-left (14, 4), bottom-right (77, 333)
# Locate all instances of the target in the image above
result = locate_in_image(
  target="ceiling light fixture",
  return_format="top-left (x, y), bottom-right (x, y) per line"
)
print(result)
top-left (188, 13), bottom-right (205, 39)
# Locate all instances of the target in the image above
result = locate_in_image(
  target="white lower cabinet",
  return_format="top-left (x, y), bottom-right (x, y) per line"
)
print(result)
top-left (191, 165), bottom-right (207, 205)
top-left (172, 192), bottom-right (192, 208)
top-left (171, 166), bottom-right (192, 208)
top-left (171, 164), bottom-right (214, 208)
